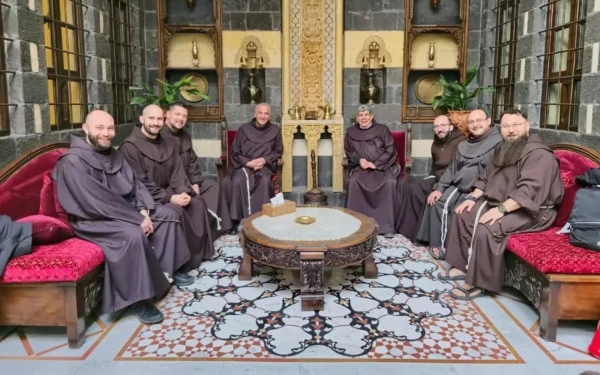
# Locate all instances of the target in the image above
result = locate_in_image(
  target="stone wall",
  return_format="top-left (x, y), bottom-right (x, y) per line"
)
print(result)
top-left (0, 0), bottom-right (147, 169)
top-left (479, 0), bottom-right (600, 151)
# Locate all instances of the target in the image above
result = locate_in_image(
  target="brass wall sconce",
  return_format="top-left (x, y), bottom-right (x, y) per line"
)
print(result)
top-left (359, 41), bottom-right (385, 104)
top-left (240, 41), bottom-right (264, 70)
top-left (240, 41), bottom-right (264, 104)
top-left (431, 0), bottom-right (440, 8)
top-left (186, 0), bottom-right (196, 8)
top-left (361, 41), bottom-right (385, 70)
top-left (191, 39), bottom-right (199, 66)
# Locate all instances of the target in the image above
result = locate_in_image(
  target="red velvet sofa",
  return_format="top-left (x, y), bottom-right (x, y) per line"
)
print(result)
top-left (0, 143), bottom-right (105, 348)
top-left (216, 119), bottom-right (284, 194)
top-left (504, 143), bottom-right (600, 342)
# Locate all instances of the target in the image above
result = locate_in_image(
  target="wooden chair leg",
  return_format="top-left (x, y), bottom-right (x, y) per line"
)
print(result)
top-left (65, 286), bottom-right (86, 348)
top-left (539, 282), bottom-right (560, 342)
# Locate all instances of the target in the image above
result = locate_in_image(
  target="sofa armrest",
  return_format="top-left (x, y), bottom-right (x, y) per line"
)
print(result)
top-left (216, 156), bottom-right (227, 181)
top-left (274, 158), bottom-right (284, 194)
top-left (404, 156), bottom-right (413, 181)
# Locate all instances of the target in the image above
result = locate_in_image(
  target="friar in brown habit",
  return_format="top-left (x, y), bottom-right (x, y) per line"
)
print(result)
top-left (345, 105), bottom-right (401, 235)
top-left (441, 109), bottom-right (564, 300)
top-left (395, 115), bottom-right (465, 241)
top-left (416, 109), bottom-right (502, 258)
top-left (223, 103), bottom-right (283, 233)
top-left (53, 110), bottom-right (195, 324)
top-left (119, 104), bottom-right (215, 269)
top-left (161, 102), bottom-right (233, 237)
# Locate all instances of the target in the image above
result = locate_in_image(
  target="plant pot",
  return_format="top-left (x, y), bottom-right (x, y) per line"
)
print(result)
top-left (448, 110), bottom-right (471, 136)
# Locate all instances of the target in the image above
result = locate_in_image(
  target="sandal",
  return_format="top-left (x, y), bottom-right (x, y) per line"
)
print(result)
top-left (428, 246), bottom-right (445, 260)
top-left (437, 268), bottom-right (466, 281)
top-left (449, 285), bottom-right (487, 301)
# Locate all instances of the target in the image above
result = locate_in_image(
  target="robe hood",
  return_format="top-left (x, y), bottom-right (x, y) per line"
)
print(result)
top-left (493, 133), bottom-right (553, 167)
top-left (346, 121), bottom-right (388, 141)
top-left (121, 125), bottom-right (174, 162)
top-left (66, 133), bottom-right (123, 174)
top-left (238, 119), bottom-right (280, 144)
top-left (161, 124), bottom-right (193, 153)
top-left (457, 125), bottom-right (502, 159)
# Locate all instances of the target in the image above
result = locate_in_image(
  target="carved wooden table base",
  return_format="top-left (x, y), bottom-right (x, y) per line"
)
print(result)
top-left (237, 206), bottom-right (378, 311)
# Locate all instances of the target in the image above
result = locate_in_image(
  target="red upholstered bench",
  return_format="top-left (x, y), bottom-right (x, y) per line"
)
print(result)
top-left (504, 143), bottom-right (600, 342)
top-left (215, 120), bottom-right (283, 194)
top-left (0, 143), bottom-right (105, 348)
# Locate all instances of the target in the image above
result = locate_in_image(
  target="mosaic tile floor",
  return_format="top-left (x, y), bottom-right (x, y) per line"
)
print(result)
top-left (1, 235), bottom-right (600, 375)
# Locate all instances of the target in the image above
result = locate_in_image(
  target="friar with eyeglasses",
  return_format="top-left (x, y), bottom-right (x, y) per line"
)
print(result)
top-left (395, 114), bottom-right (465, 242)
top-left (441, 108), bottom-right (564, 301)
top-left (416, 109), bottom-right (502, 261)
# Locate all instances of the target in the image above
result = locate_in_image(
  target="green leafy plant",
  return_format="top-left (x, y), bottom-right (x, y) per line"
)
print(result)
top-left (129, 75), bottom-right (211, 109)
top-left (431, 66), bottom-right (493, 111)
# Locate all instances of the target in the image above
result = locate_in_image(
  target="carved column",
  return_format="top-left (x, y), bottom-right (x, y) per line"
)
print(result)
top-left (303, 125), bottom-right (325, 190)
top-left (329, 125), bottom-right (343, 192)
top-left (282, 124), bottom-right (296, 192)
top-left (300, 251), bottom-right (325, 311)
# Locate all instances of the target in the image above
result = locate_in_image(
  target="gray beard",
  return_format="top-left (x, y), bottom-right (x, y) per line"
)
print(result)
top-left (497, 134), bottom-right (528, 167)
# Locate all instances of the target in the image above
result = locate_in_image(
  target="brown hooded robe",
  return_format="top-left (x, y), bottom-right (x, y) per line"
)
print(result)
top-left (345, 121), bottom-right (401, 234)
top-left (53, 134), bottom-right (192, 313)
top-left (161, 125), bottom-right (233, 236)
top-left (445, 134), bottom-right (564, 292)
top-left (119, 126), bottom-right (215, 269)
top-left (223, 120), bottom-right (283, 221)
top-left (416, 126), bottom-right (503, 249)
top-left (395, 127), bottom-right (466, 241)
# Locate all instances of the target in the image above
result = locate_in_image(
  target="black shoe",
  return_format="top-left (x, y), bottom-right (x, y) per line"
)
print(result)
top-left (229, 224), bottom-right (239, 235)
top-left (131, 300), bottom-right (164, 324)
top-left (173, 271), bottom-right (194, 286)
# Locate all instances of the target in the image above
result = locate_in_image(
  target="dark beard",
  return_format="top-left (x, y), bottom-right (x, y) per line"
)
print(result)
top-left (497, 134), bottom-right (528, 167)
top-left (87, 134), bottom-right (111, 151)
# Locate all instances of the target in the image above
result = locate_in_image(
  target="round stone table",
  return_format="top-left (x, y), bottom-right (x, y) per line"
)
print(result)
top-left (238, 206), bottom-right (379, 311)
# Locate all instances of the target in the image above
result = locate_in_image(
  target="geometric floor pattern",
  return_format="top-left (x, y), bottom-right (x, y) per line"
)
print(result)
top-left (116, 235), bottom-right (520, 362)
top-left (2, 234), bottom-right (600, 375)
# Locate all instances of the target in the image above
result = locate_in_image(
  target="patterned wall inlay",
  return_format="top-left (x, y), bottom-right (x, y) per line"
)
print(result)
top-left (300, 0), bottom-right (324, 110)
top-left (290, 0), bottom-right (302, 106)
top-left (323, 0), bottom-right (335, 104)
top-left (288, 0), bottom-right (338, 111)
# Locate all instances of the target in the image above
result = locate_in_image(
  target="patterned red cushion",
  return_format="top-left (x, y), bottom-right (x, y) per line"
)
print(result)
top-left (507, 227), bottom-right (600, 274)
top-left (0, 148), bottom-right (66, 221)
top-left (16, 214), bottom-right (74, 245)
top-left (0, 237), bottom-right (105, 283)
top-left (39, 172), bottom-right (70, 226)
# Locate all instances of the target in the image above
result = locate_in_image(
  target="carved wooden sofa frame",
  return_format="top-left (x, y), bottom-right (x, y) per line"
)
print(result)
top-left (503, 143), bottom-right (600, 341)
top-left (0, 143), bottom-right (104, 348)
top-left (342, 116), bottom-right (412, 186)
top-left (216, 118), bottom-right (284, 194)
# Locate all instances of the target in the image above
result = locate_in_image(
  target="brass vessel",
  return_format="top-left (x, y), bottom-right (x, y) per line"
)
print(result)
top-left (288, 104), bottom-right (305, 120)
top-left (318, 102), bottom-right (336, 120)
top-left (242, 70), bottom-right (262, 104)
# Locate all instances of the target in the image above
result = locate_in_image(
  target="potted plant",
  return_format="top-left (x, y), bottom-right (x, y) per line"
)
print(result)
top-left (431, 66), bottom-right (493, 135)
top-left (129, 75), bottom-right (211, 111)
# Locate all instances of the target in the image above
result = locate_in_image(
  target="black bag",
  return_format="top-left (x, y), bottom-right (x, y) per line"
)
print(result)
top-left (568, 168), bottom-right (600, 251)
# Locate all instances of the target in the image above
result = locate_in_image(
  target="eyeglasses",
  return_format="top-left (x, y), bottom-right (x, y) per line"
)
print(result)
top-left (467, 118), bottom-right (489, 125)
top-left (500, 121), bottom-right (527, 130)
top-left (433, 123), bottom-right (451, 129)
